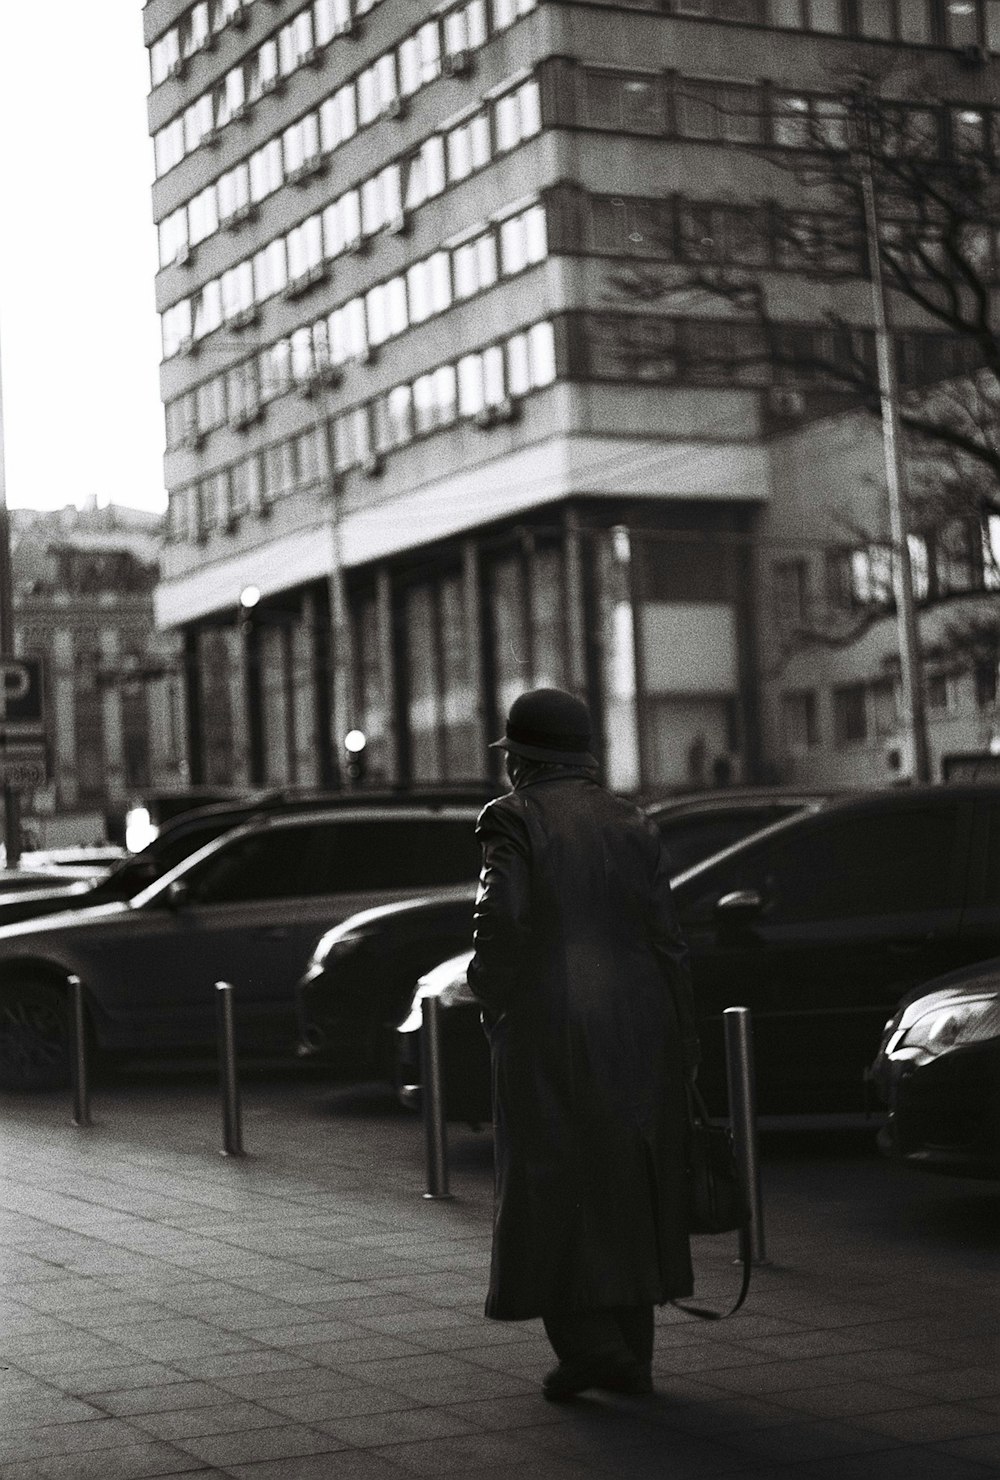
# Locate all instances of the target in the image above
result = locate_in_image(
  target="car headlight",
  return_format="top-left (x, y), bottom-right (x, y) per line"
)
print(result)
top-left (899, 993), bottom-right (1000, 1058)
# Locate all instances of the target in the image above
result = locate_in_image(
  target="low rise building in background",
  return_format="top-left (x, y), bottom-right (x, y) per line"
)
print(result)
top-left (12, 500), bottom-right (186, 846)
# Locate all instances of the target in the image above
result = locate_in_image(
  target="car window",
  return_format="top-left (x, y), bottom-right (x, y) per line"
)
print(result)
top-left (684, 806), bottom-right (963, 924)
top-left (149, 818), bottom-right (240, 874)
top-left (184, 817), bottom-right (479, 904)
top-left (185, 825), bottom-right (332, 903)
top-left (308, 819), bottom-right (480, 889)
top-left (658, 806), bottom-right (797, 874)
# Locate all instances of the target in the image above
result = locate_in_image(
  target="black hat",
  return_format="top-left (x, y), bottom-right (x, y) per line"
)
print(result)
top-left (491, 688), bottom-right (596, 766)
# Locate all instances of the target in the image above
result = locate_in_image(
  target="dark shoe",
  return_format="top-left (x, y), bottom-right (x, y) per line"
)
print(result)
top-left (543, 1353), bottom-right (650, 1401)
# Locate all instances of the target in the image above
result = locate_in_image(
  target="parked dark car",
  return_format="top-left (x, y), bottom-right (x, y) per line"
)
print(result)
top-left (394, 783), bottom-right (1000, 1118)
top-left (0, 786), bottom-right (498, 931)
top-left (0, 803), bottom-right (485, 1091)
top-left (295, 788), bottom-right (829, 1081)
top-left (296, 887), bottom-right (478, 1080)
top-left (871, 960), bottom-right (1000, 1179)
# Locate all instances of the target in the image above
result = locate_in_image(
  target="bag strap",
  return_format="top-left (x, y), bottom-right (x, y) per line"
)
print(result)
top-left (671, 1222), bottom-right (752, 1321)
top-left (672, 1084), bottom-right (753, 1321)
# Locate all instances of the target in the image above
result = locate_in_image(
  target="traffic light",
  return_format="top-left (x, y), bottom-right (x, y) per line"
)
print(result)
top-left (344, 729), bottom-right (367, 785)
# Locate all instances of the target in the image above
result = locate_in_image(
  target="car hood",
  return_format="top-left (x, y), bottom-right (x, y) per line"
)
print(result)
top-left (0, 900), bottom-right (133, 950)
top-left (887, 957), bottom-right (1000, 1034)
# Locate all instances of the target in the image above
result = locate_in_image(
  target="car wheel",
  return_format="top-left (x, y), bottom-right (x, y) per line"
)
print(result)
top-left (0, 979), bottom-right (71, 1091)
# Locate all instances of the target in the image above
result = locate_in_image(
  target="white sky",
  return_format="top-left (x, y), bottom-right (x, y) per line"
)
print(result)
top-left (0, 6), bottom-right (166, 513)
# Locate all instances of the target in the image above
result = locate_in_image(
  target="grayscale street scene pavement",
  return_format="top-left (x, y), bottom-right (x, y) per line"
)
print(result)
top-left (0, 1073), bottom-right (996, 1480)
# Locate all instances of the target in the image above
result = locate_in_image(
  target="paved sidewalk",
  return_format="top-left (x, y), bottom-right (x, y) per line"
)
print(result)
top-left (0, 1074), bottom-right (997, 1479)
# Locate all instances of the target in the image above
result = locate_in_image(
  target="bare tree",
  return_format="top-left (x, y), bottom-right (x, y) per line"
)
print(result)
top-left (607, 75), bottom-right (1000, 503)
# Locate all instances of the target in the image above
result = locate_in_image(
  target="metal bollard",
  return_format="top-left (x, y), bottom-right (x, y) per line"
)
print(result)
top-left (68, 974), bottom-right (91, 1127)
top-left (421, 994), bottom-right (451, 1200)
top-left (723, 1006), bottom-right (766, 1264)
top-left (215, 981), bottom-right (244, 1157)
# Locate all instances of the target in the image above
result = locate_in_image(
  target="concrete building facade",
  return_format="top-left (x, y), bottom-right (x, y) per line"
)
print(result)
top-left (147, 0), bottom-right (1000, 794)
top-left (12, 503), bottom-right (186, 845)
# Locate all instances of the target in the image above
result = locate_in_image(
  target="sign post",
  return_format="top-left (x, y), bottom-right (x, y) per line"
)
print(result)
top-left (0, 334), bottom-right (23, 865)
top-left (0, 658), bottom-right (47, 794)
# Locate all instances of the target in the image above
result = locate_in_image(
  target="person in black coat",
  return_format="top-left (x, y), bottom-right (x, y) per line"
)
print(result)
top-left (468, 687), bottom-right (701, 1401)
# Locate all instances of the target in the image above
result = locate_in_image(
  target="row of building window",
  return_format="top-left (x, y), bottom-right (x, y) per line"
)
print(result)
top-left (547, 61), bottom-right (1000, 161)
top-left (161, 193), bottom-right (546, 368)
top-left (152, 0), bottom-right (535, 177)
top-left (774, 519), bottom-right (1000, 636)
top-left (164, 295), bottom-right (973, 451)
top-left (782, 660), bottom-right (995, 757)
top-left (158, 75), bottom-right (541, 269)
top-left (591, 0), bottom-right (1000, 48)
top-left (571, 312), bottom-right (978, 391)
top-left (166, 320), bottom-right (557, 542)
top-left (548, 187), bottom-right (1000, 281)
top-left (157, 54), bottom-right (997, 275)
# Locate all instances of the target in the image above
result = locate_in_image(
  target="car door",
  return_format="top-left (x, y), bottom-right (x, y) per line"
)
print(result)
top-left (673, 797), bottom-right (974, 1113)
top-left (955, 798), bottom-right (1000, 964)
top-left (103, 813), bottom-right (481, 1055)
top-left (104, 821), bottom-right (367, 1053)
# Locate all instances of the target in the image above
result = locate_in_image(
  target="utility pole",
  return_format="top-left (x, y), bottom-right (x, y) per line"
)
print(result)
top-left (311, 371), bottom-right (352, 787)
top-left (0, 325), bottom-right (22, 863)
top-left (855, 90), bottom-right (932, 785)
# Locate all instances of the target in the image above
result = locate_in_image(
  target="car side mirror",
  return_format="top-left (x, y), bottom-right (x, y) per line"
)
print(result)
top-left (166, 879), bottom-right (190, 910)
top-left (715, 888), bottom-right (764, 920)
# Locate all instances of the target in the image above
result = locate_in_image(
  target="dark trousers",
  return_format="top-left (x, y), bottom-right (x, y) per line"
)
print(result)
top-left (543, 1305), bottom-right (655, 1370)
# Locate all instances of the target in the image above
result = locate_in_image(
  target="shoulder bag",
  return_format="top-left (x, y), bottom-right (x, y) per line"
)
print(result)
top-left (672, 1084), bottom-right (752, 1320)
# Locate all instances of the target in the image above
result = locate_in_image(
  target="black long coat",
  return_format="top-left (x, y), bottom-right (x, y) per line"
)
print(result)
top-left (468, 769), bottom-right (700, 1321)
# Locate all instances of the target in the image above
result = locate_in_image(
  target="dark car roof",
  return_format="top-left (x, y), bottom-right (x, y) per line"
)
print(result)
top-left (131, 786), bottom-right (494, 855)
top-left (643, 786), bottom-right (837, 820)
top-left (669, 781), bottom-right (1000, 887)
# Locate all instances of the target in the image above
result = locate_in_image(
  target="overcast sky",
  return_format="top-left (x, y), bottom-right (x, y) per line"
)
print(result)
top-left (0, 5), bottom-right (166, 513)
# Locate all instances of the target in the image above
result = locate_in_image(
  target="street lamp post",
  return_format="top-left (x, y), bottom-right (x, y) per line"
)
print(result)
top-left (309, 369), bottom-right (355, 786)
top-left (238, 583), bottom-right (264, 785)
top-left (855, 91), bottom-right (932, 785)
top-left (0, 325), bottom-right (22, 863)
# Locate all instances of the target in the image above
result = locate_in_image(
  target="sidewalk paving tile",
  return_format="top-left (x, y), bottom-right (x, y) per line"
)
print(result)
top-left (0, 1439), bottom-right (209, 1480)
top-left (174, 1420), bottom-right (348, 1467)
top-left (1, 1079), bottom-right (996, 1480)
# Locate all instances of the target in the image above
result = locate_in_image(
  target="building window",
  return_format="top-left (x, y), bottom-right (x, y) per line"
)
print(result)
top-left (944, 0), bottom-right (980, 47)
top-left (773, 560), bottom-right (810, 629)
top-left (772, 92), bottom-right (848, 150)
top-left (833, 684), bottom-right (867, 746)
top-left (767, 0), bottom-right (846, 28)
top-left (926, 672), bottom-right (955, 713)
top-left (869, 678), bottom-right (898, 738)
top-left (975, 660), bottom-right (998, 709)
top-left (676, 79), bottom-right (763, 144)
top-left (585, 71), bottom-right (665, 134)
top-left (781, 690), bottom-right (819, 750)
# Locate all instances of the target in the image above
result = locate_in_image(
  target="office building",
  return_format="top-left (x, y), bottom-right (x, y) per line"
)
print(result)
top-left (147, 0), bottom-right (1000, 792)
